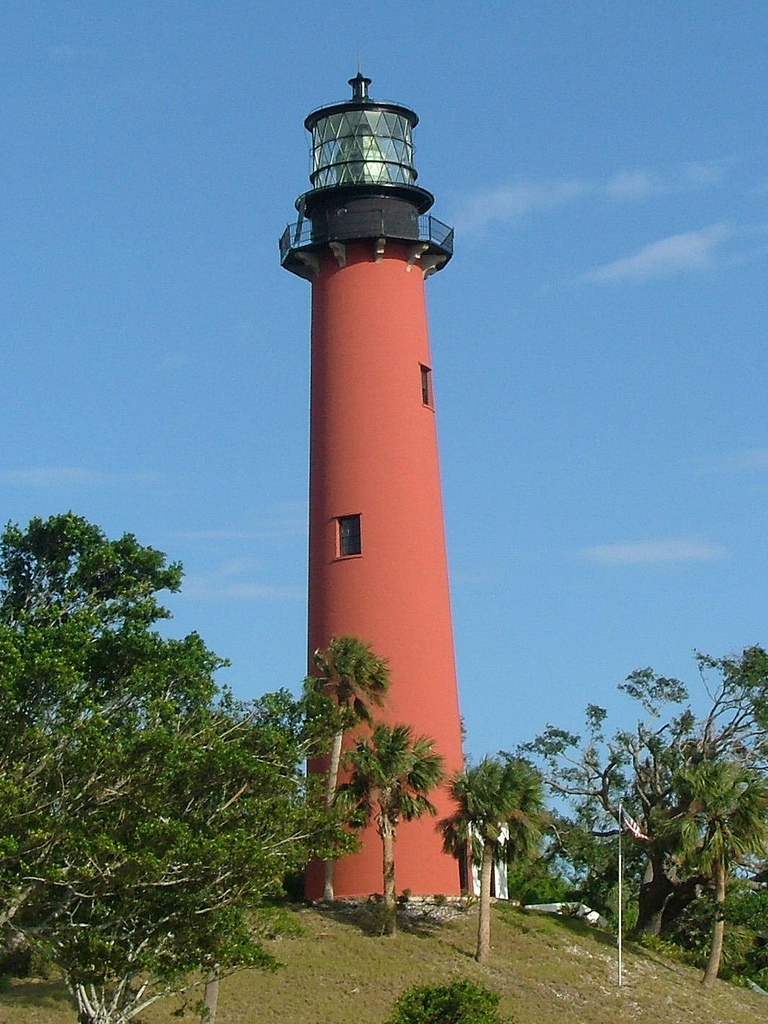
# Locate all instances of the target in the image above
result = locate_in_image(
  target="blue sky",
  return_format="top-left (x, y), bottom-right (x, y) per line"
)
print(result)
top-left (2, 2), bottom-right (766, 761)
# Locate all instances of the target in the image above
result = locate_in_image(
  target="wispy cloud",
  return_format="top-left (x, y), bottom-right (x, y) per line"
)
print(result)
top-left (605, 171), bottom-right (658, 199)
top-left (453, 157), bottom-right (732, 234)
top-left (46, 44), bottom-right (84, 61)
top-left (155, 352), bottom-right (188, 372)
top-left (583, 223), bottom-right (731, 283)
top-left (578, 537), bottom-right (727, 565)
top-left (169, 504), bottom-right (306, 543)
top-left (170, 530), bottom-right (266, 542)
top-left (605, 160), bottom-right (730, 200)
top-left (697, 448), bottom-right (768, 474)
top-left (453, 179), bottom-right (591, 233)
top-left (182, 559), bottom-right (302, 601)
top-left (1, 467), bottom-right (159, 488)
top-left (724, 448), bottom-right (768, 470)
top-left (683, 159), bottom-right (730, 186)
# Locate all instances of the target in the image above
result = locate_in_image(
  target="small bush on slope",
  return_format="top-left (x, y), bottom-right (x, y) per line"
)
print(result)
top-left (384, 978), bottom-right (514, 1024)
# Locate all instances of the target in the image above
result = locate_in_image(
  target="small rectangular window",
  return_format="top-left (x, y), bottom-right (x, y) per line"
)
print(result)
top-left (338, 514), bottom-right (362, 556)
top-left (420, 365), bottom-right (433, 407)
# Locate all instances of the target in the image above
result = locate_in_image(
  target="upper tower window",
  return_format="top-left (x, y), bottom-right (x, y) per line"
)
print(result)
top-left (420, 365), bottom-right (433, 407)
top-left (338, 514), bottom-right (362, 557)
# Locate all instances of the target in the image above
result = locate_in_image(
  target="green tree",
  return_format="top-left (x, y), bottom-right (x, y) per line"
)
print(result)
top-left (305, 636), bottom-right (390, 900)
top-left (0, 514), bottom-right (348, 1024)
top-left (663, 883), bottom-right (768, 986)
top-left (340, 723), bottom-right (444, 934)
top-left (439, 757), bottom-right (545, 963)
top-left (524, 648), bottom-right (768, 936)
top-left (0, 512), bottom-right (197, 938)
top-left (675, 762), bottom-right (768, 987)
top-left (38, 691), bottom-right (342, 1024)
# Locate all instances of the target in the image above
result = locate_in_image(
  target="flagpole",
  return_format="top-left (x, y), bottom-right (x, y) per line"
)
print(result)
top-left (618, 801), bottom-right (623, 987)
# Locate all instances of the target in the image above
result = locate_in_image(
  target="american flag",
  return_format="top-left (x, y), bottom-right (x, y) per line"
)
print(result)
top-left (622, 810), bottom-right (650, 841)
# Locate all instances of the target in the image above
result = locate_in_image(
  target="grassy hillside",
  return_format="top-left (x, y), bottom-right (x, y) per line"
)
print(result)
top-left (3, 901), bottom-right (767, 1024)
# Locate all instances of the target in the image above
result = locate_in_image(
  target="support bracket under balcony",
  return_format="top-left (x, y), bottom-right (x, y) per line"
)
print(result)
top-left (406, 243), bottom-right (429, 271)
top-left (329, 241), bottom-right (347, 268)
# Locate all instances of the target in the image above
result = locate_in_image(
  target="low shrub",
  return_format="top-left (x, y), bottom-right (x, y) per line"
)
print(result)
top-left (384, 978), bottom-right (514, 1024)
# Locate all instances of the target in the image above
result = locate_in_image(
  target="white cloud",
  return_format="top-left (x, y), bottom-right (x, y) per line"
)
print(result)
top-left (730, 448), bottom-right (768, 469)
top-left (605, 161), bottom-right (728, 199)
top-left (605, 171), bottom-right (658, 199)
top-left (170, 530), bottom-right (267, 541)
top-left (453, 155), bottom-right (731, 235)
top-left (182, 559), bottom-right (302, 601)
top-left (46, 44), bottom-right (82, 60)
top-left (583, 223), bottom-right (731, 283)
top-left (0, 467), bottom-right (158, 488)
top-left (453, 178), bottom-right (591, 233)
top-left (184, 580), bottom-right (302, 600)
top-left (578, 538), bottom-right (727, 565)
top-left (155, 352), bottom-right (188, 372)
top-left (683, 160), bottom-right (729, 186)
top-left (698, 448), bottom-right (768, 474)
top-left (169, 504), bottom-right (306, 543)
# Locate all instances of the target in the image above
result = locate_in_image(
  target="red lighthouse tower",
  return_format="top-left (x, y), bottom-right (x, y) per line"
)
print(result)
top-left (280, 74), bottom-right (464, 899)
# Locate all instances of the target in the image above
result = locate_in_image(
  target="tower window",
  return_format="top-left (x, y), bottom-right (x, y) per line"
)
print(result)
top-left (420, 365), bottom-right (433, 407)
top-left (338, 514), bottom-right (362, 556)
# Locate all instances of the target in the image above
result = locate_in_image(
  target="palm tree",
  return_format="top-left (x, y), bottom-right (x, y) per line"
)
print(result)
top-left (341, 723), bottom-right (444, 934)
top-left (306, 636), bottom-right (390, 900)
top-left (439, 756), bottom-right (545, 963)
top-left (676, 761), bottom-right (768, 987)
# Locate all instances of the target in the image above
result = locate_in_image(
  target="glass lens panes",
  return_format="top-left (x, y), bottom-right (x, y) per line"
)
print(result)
top-left (310, 108), bottom-right (417, 186)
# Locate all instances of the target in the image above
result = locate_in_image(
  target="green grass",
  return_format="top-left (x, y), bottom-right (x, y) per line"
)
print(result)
top-left (3, 902), bottom-right (767, 1024)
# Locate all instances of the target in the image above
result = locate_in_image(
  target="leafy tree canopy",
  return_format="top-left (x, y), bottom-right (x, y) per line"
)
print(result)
top-left (675, 760), bottom-right (768, 985)
top-left (522, 647), bottom-right (768, 936)
top-left (0, 514), bottom-right (348, 1024)
top-left (340, 723), bottom-right (444, 934)
top-left (304, 635), bottom-right (390, 901)
top-left (440, 756), bottom-right (545, 963)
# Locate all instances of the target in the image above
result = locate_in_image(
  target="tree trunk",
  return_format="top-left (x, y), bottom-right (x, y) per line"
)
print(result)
top-left (72, 982), bottom-right (98, 1024)
top-left (702, 863), bottom-right (726, 988)
top-left (635, 856), bottom-right (674, 936)
top-left (381, 818), bottom-right (397, 936)
top-left (322, 852), bottom-right (335, 902)
top-left (203, 967), bottom-right (220, 1022)
top-left (0, 883), bottom-right (36, 930)
top-left (659, 875), bottom-right (700, 935)
top-left (322, 728), bottom-right (344, 901)
top-left (476, 841), bottom-right (494, 963)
